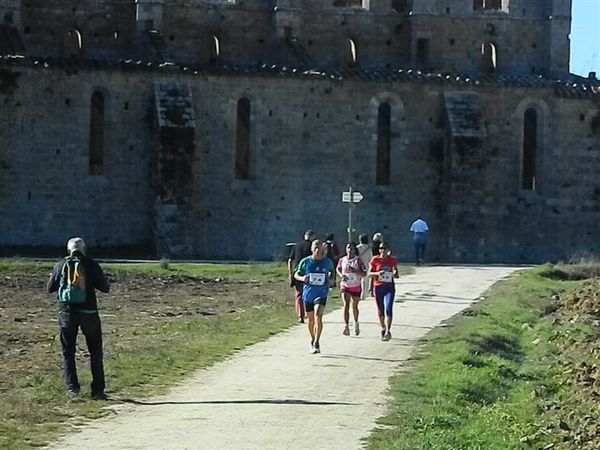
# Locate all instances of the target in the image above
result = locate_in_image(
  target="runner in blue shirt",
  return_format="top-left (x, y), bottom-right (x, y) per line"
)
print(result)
top-left (294, 239), bottom-right (334, 354)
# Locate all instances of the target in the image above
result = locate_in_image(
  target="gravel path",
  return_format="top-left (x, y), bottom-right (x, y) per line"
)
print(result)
top-left (49, 265), bottom-right (521, 450)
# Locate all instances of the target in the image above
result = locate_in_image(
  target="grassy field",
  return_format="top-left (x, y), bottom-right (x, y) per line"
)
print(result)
top-left (0, 260), bottom-right (296, 449)
top-left (7, 259), bottom-right (599, 449)
top-left (368, 264), bottom-right (600, 450)
top-left (0, 259), bottom-right (413, 449)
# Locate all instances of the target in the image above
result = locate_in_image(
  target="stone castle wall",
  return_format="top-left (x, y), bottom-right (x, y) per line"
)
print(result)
top-left (0, 60), bottom-right (598, 262)
top-left (2, 0), bottom-right (597, 263)
top-left (5, 0), bottom-right (571, 75)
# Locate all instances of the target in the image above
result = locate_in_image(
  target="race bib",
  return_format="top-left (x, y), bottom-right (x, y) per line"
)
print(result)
top-left (345, 273), bottom-right (358, 284)
top-left (379, 271), bottom-right (393, 283)
top-left (308, 273), bottom-right (326, 286)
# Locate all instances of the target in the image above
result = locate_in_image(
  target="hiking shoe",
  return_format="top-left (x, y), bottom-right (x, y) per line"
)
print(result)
top-left (313, 342), bottom-right (321, 354)
top-left (383, 331), bottom-right (392, 342)
top-left (66, 388), bottom-right (80, 397)
top-left (343, 325), bottom-right (350, 336)
top-left (91, 392), bottom-right (108, 401)
top-left (354, 322), bottom-right (360, 336)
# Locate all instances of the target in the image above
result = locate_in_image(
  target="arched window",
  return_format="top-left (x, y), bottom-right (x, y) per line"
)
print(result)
top-left (376, 103), bottom-right (391, 186)
top-left (63, 29), bottom-right (82, 58)
top-left (481, 42), bottom-right (497, 73)
top-left (210, 35), bottom-right (220, 64)
top-left (89, 92), bottom-right (105, 175)
top-left (235, 98), bottom-right (251, 180)
top-left (522, 108), bottom-right (537, 190)
top-left (348, 38), bottom-right (357, 67)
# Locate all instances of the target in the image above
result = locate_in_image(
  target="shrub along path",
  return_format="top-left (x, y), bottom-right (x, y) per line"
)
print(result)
top-left (48, 266), bottom-right (521, 450)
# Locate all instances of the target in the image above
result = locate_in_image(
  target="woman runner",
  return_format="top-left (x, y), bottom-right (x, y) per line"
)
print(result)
top-left (367, 241), bottom-right (399, 341)
top-left (336, 242), bottom-right (367, 336)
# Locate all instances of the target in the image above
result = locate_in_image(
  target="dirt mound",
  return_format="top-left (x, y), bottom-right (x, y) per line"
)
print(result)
top-left (541, 280), bottom-right (600, 449)
top-left (559, 279), bottom-right (600, 320)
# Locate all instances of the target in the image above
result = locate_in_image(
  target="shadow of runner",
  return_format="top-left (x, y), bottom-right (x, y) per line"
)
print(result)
top-left (121, 399), bottom-right (359, 406)
top-left (319, 353), bottom-right (406, 363)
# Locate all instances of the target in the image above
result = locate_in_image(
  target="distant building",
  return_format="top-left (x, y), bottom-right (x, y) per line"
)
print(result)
top-left (0, 0), bottom-right (598, 262)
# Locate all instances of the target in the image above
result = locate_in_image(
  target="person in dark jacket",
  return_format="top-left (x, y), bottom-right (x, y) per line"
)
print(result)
top-left (288, 230), bottom-right (316, 323)
top-left (47, 237), bottom-right (110, 399)
top-left (371, 232), bottom-right (384, 256)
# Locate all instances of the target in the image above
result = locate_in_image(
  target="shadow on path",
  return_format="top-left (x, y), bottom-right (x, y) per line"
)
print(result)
top-left (121, 399), bottom-right (358, 406)
top-left (320, 353), bottom-right (406, 363)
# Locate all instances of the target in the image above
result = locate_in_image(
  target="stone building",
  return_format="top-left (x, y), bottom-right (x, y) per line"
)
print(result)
top-left (0, 0), bottom-right (598, 262)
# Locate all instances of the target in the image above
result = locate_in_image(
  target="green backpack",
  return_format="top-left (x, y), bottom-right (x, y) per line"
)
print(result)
top-left (58, 255), bottom-right (87, 305)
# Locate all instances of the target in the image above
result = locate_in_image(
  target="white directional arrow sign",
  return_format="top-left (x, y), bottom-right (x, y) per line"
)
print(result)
top-left (341, 187), bottom-right (364, 242)
top-left (342, 191), bottom-right (363, 203)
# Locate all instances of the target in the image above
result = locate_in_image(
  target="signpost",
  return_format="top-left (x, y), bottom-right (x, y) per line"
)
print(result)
top-left (341, 186), bottom-right (363, 243)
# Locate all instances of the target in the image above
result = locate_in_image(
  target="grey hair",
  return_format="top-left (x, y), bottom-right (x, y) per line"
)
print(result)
top-left (67, 237), bottom-right (86, 255)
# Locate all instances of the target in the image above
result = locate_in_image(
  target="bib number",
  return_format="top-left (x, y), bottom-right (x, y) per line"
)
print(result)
top-left (308, 273), bottom-right (326, 286)
top-left (379, 271), bottom-right (393, 283)
top-left (345, 273), bottom-right (358, 284)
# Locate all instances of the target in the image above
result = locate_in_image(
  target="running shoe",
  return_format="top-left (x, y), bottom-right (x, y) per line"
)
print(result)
top-left (313, 342), bottom-right (321, 354)
top-left (383, 331), bottom-right (392, 341)
top-left (343, 325), bottom-right (350, 336)
top-left (381, 329), bottom-right (386, 341)
top-left (354, 322), bottom-right (360, 336)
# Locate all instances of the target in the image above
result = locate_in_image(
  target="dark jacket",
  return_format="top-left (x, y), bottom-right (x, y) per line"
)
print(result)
top-left (289, 239), bottom-right (312, 287)
top-left (47, 252), bottom-right (110, 312)
top-left (371, 239), bottom-right (382, 256)
top-left (289, 239), bottom-right (312, 269)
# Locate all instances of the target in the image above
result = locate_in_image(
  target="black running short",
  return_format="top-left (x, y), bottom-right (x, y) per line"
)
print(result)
top-left (303, 297), bottom-right (327, 312)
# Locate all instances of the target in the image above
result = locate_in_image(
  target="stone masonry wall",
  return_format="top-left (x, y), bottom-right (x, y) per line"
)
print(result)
top-left (2, 63), bottom-right (598, 262)
top-left (0, 65), bottom-right (156, 249)
top-left (13, 0), bottom-right (569, 76)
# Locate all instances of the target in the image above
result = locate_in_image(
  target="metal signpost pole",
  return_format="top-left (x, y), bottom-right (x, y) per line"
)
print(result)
top-left (342, 187), bottom-right (362, 244)
top-left (347, 186), bottom-right (353, 243)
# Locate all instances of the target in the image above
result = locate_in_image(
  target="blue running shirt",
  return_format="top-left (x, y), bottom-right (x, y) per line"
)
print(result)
top-left (296, 256), bottom-right (334, 303)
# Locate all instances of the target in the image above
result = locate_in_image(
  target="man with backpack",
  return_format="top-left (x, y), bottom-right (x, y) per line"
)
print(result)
top-left (47, 237), bottom-right (110, 399)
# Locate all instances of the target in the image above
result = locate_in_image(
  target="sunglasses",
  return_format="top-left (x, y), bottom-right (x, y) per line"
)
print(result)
top-left (379, 247), bottom-right (389, 250)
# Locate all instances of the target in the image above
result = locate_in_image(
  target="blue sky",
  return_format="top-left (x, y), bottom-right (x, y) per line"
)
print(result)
top-left (570, 0), bottom-right (600, 76)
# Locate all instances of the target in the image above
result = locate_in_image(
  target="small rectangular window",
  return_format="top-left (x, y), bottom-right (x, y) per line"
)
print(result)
top-left (416, 38), bottom-right (430, 65)
top-left (392, 0), bottom-right (407, 13)
top-left (486, 0), bottom-right (502, 10)
top-left (332, 0), bottom-right (363, 7)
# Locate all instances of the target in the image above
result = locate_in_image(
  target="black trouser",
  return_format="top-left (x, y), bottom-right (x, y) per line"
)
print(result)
top-left (58, 310), bottom-right (105, 394)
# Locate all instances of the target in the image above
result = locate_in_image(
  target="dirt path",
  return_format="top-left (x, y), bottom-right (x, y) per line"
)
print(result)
top-left (48, 266), bottom-right (521, 450)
